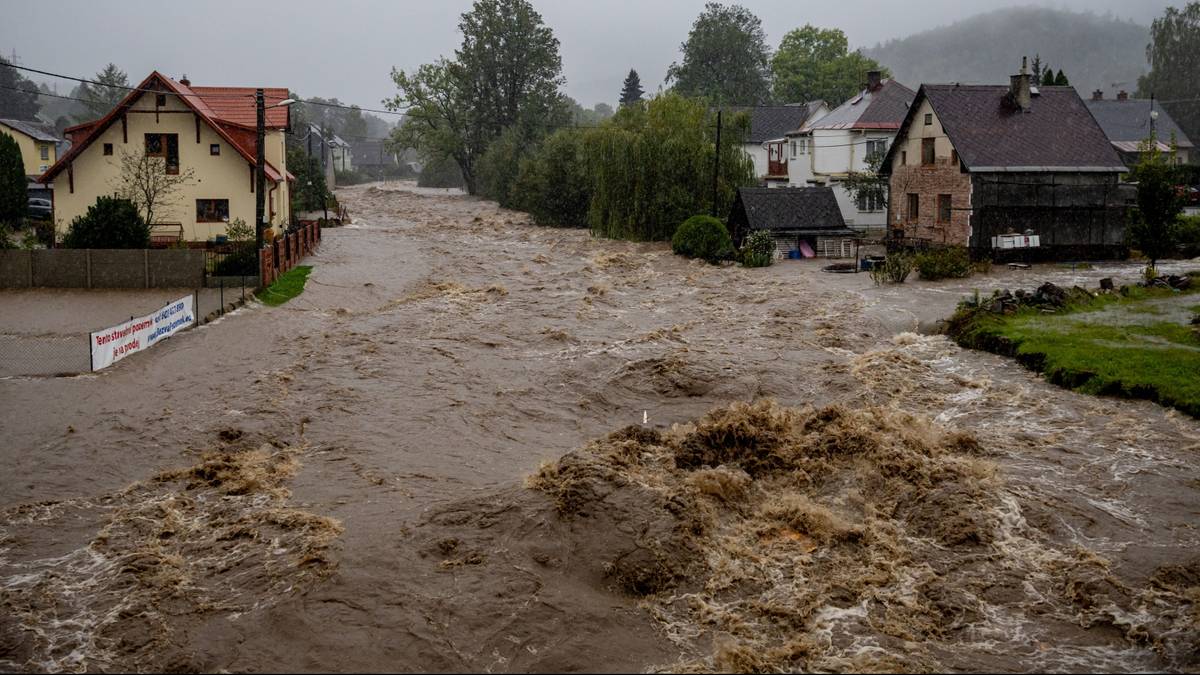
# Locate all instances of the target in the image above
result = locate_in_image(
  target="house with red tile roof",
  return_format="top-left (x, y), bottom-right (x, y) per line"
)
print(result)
top-left (39, 71), bottom-right (293, 244)
top-left (879, 60), bottom-right (1130, 259)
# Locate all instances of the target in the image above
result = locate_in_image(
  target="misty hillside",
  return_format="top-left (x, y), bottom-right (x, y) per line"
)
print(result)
top-left (864, 7), bottom-right (1149, 97)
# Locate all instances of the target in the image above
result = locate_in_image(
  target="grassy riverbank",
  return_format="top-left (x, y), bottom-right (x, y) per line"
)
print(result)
top-left (947, 281), bottom-right (1200, 417)
top-left (257, 266), bottom-right (313, 307)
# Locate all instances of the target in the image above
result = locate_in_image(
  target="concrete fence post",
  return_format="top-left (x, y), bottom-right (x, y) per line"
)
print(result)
top-left (85, 250), bottom-right (92, 289)
top-left (143, 249), bottom-right (150, 288)
top-left (27, 250), bottom-right (34, 287)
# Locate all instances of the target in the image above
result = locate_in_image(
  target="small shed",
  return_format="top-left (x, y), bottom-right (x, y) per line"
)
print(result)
top-left (728, 187), bottom-right (857, 258)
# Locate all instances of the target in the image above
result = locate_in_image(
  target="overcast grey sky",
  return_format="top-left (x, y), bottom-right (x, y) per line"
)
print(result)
top-left (3, 0), bottom-right (1170, 116)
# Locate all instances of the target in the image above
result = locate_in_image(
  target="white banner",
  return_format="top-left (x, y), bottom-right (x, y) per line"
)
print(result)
top-left (90, 294), bottom-right (196, 371)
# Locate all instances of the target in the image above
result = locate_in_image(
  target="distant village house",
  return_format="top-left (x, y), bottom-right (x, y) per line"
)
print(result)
top-left (0, 118), bottom-right (64, 199)
top-left (1085, 90), bottom-right (1194, 166)
top-left (736, 103), bottom-right (828, 185)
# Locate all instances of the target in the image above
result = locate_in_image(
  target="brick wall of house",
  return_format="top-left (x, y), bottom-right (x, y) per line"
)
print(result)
top-left (887, 156), bottom-right (972, 246)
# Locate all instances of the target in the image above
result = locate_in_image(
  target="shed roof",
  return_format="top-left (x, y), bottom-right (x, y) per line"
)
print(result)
top-left (883, 84), bottom-right (1126, 173)
top-left (0, 118), bottom-right (60, 143)
top-left (799, 80), bottom-right (915, 133)
top-left (1084, 98), bottom-right (1193, 149)
top-left (730, 187), bottom-right (849, 233)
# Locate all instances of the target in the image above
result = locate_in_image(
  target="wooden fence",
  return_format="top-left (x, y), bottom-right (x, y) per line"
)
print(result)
top-left (259, 222), bottom-right (322, 286)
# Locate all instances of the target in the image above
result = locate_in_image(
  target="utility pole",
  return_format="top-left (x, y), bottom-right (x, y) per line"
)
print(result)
top-left (255, 88), bottom-right (266, 253)
top-left (711, 110), bottom-right (722, 217)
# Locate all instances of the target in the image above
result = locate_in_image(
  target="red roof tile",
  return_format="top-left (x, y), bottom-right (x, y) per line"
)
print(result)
top-left (191, 87), bottom-right (290, 129)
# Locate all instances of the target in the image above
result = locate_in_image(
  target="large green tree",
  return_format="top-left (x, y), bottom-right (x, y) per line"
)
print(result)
top-left (0, 57), bottom-right (40, 120)
top-left (387, 0), bottom-right (567, 194)
top-left (665, 3), bottom-right (771, 105)
top-left (75, 63), bottom-right (128, 122)
top-left (619, 69), bottom-right (644, 107)
top-left (0, 132), bottom-right (26, 233)
top-left (1138, 2), bottom-right (1200, 142)
top-left (772, 25), bottom-right (889, 104)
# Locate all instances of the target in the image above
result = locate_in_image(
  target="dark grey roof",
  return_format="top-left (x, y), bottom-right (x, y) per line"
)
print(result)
top-left (1084, 98), bottom-right (1193, 148)
top-left (0, 118), bottom-right (60, 143)
top-left (803, 80), bottom-right (914, 131)
top-left (731, 187), bottom-right (848, 232)
top-left (735, 103), bottom-right (824, 143)
top-left (885, 85), bottom-right (1126, 173)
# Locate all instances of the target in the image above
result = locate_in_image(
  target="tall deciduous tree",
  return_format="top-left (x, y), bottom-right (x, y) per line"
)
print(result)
top-left (665, 3), bottom-right (771, 105)
top-left (771, 25), bottom-right (889, 105)
top-left (1138, 2), bottom-right (1200, 142)
top-left (0, 57), bottom-right (40, 120)
top-left (619, 69), bottom-right (644, 106)
top-left (387, 0), bottom-right (567, 194)
top-left (0, 132), bottom-right (27, 232)
top-left (75, 63), bottom-right (129, 122)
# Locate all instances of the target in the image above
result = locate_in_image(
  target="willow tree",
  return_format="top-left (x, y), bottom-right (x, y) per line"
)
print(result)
top-left (583, 94), bottom-right (754, 241)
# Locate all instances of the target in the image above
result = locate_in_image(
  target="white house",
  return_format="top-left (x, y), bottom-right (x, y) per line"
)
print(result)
top-left (786, 72), bottom-right (914, 235)
top-left (737, 102), bottom-right (828, 186)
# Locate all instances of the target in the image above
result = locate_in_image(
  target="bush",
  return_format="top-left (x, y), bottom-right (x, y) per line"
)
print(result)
top-left (334, 169), bottom-right (368, 186)
top-left (914, 246), bottom-right (972, 281)
top-left (672, 215), bottom-right (733, 263)
top-left (741, 229), bottom-right (775, 267)
top-left (510, 129), bottom-right (590, 227)
top-left (62, 196), bottom-right (149, 249)
top-left (418, 154), bottom-right (465, 189)
top-left (213, 244), bottom-right (257, 276)
top-left (869, 252), bottom-right (914, 284)
top-left (476, 128), bottom-right (527, 208)
top-left (1178, 215), bottom-right (1200, 258)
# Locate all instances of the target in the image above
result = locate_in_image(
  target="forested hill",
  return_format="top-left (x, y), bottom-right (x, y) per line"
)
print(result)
top-left (864, 7), bottom-right (1149, 97)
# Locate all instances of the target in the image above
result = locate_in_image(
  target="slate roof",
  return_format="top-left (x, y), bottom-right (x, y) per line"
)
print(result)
top-left (883, 84), bottom-right (1126, 173)
top-left (730, 187), bottom-right (851, 234)
top-left (799, 80), bottom-right (915, 132)
top-left (733, 103), bottom-right (825, 143)
top-left (0, 118), bottom-right (60, 143)
top-left (39, 72), bottom-right (292, 184)
top-left (1085, 98), bottom-right (1193, 149)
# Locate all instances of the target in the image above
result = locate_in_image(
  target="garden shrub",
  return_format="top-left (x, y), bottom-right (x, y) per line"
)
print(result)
top-left (914, 246), bottom-right (972, 281)
top-left (741, 229), bottom-right (775, 268)
top-left (62, 196), bottom-right (149, 249)
top-left (672, 215), bottom-right (733, 263)
top-left (510, 129), bottom-right (589, 227)
top-left (418, 154), bottom-right (465, 189)
top-left (869, 252), bottom-right (914, 284)
top-left (1178, 215), bottom-right (1200, 258)
top-left (476, 128), bottom-right (527, 207)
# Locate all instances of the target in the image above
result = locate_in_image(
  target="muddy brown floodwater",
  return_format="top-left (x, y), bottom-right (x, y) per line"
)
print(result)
top-left (1, 181), bottom-right (1197, 673)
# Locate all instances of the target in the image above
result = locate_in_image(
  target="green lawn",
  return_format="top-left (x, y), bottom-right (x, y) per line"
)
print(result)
top-left (257, 266), bottom-right (313, 307)
top-left (950, 286), bottom-right (1200, 417)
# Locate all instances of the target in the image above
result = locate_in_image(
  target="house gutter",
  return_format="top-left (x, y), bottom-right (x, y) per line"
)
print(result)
top-left (969, 166), bottom-right (1128, 172)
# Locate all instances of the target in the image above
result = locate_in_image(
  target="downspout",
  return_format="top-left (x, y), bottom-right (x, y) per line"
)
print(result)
top-left (268, 181), bottom-right (278, 225)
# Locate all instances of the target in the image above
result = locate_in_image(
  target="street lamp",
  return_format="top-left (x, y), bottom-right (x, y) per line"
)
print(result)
top-left (256, 91), bottom-right (296, 253)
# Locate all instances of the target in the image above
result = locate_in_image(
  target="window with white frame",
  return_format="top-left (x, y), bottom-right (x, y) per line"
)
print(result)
top-left (857, 191), bottom-right (884, 212)
top-left (790, 140), bottom-right (797, 158)
top-left (864, 139), bottom-right (887, 159)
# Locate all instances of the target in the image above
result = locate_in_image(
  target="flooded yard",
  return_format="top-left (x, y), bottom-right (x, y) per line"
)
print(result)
top-left (1, 182), bottom-right (1196, 672)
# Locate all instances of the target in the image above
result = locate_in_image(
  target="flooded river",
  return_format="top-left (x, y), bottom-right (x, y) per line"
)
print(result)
top-left (1, 182), bottom-right (1196, 672)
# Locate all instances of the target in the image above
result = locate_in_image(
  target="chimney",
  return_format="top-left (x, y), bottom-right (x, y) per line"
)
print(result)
top-left (1092, 89), bottom-right (1103, 101)
top-left (1009, 57), bottom-right (1031, 111)
top-left (1117, 90), bottom-right (1129, 102)
top-left (866, 70), bottom-right (882, 93)
top-left (179, 74), bottom-right (191, 87)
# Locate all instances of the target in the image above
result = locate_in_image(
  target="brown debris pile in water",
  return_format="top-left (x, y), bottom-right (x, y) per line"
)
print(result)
top-left (522, 400), bottom-right (1199, 672)
top-left (0, 432), bottom-right (341, 672)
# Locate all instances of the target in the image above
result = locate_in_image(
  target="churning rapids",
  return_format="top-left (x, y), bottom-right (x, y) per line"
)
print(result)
top-left (1, 182), bottom-right (1197, 673)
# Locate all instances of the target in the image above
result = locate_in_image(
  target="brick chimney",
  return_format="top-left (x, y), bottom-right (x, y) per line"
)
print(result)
top-left (1117, 90), bottom-right (1129, 101)
top-left (179, 74), bottom-right (191, 87)
top-left (866, 70), bottom-right (882, 93)
top-left (1092, 89), bottom-right (1103, 100)
top-left (1009, 57), bottom-right (1032, 111)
